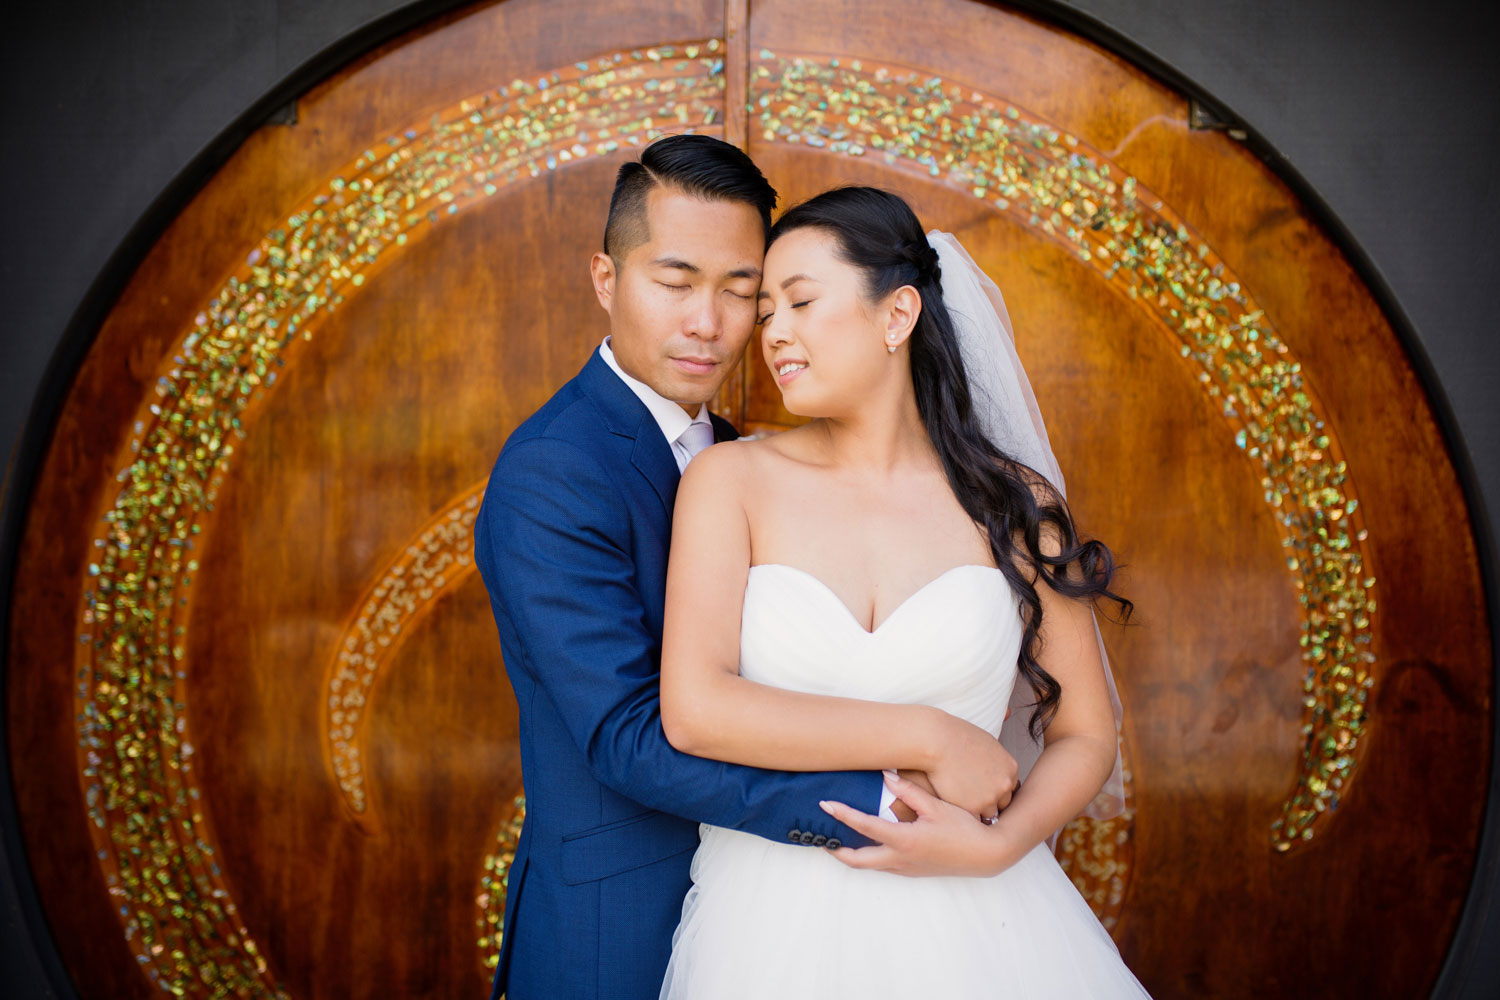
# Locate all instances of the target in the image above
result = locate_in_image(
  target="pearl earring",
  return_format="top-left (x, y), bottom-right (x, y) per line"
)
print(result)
top-left (887, 335), bottom-right (898, 354)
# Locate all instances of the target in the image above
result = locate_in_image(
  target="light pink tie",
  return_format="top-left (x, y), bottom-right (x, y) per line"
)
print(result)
top-left (676, 419), bottom-right (715, 466)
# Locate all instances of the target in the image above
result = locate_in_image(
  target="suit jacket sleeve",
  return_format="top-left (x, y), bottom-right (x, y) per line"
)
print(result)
top-left (477, 435), bottom-right (884, 847)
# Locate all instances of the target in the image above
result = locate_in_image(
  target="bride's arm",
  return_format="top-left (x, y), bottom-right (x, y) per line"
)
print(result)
top-left (659, 443), bottom-right (1006, 795)
top-left (974, 538), bottom-right (1119, 866)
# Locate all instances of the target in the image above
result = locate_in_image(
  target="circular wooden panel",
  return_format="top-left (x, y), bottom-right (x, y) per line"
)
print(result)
top-left (4, 1), bottom-right (1489, 998)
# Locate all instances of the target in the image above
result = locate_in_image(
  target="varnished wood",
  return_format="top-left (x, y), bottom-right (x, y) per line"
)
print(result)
top-left (4, 1), bottom-right (1488, 998)
top-left (723, 0), bottom-right (751, 151)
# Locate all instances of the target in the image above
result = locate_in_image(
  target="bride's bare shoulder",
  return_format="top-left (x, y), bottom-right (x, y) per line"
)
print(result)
top-left (677, 437), bottom-right (766, 494)
top-left (679, 431), bottom-right (810, 496)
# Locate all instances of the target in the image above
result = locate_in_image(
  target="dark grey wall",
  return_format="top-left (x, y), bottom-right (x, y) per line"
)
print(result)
top-left (2, 1), bottom-right (1495, 996)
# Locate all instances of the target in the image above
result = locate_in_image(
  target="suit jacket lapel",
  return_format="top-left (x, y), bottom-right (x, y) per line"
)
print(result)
top-left (710, 412), bottom-right (740, 444)
top-left (629, 416), bottom-right (681, 515)
top-left (576, 350), bottom-right (682, 517)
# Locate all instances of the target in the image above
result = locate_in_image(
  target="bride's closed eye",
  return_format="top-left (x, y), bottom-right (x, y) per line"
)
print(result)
top-left (757, 300), bottom-right (812, 325)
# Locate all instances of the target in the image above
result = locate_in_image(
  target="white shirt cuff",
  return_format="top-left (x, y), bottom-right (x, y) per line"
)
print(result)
top-left (878, 780), bottom-right (898, 821)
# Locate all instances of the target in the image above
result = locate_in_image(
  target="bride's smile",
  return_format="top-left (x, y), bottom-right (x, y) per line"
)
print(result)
top-left (773, 358), bottom-right (808, 384)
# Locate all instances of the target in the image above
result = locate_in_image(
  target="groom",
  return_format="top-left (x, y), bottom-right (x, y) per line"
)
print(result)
top-left (474, 135), bottom-right (1001, 1000)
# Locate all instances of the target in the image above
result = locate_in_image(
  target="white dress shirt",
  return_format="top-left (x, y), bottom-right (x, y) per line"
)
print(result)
top-left (598, 338), bottom-right (899, 824)
top-left (599, 338), bottom-right (715, 472)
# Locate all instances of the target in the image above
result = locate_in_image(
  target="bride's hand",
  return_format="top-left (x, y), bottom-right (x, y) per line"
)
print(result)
top-left (927, 717), bottom-right (1018, 821)
top-left (818, 773), bottom-right (1022, 878)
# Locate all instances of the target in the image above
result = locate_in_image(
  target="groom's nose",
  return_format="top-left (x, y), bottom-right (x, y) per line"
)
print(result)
top-left (682, 290), bottom-right (725, 342)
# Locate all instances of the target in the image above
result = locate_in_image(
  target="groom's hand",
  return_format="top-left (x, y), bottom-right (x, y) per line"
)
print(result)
top-left (890, 769), bottom-right (936, 822)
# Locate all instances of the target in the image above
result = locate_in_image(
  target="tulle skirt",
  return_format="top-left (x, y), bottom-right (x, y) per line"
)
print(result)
top-left (661, 825), bottom-right (1151, 999)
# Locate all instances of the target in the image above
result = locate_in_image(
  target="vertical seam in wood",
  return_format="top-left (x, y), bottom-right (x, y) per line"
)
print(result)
top-left (718, 0), bottom-right (751, 426)
top-left (724, 0), bottom-right (750, 150)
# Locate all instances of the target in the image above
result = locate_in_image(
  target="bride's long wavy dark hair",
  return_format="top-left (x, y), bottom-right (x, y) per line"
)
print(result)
top-left (768, 187), bottom-right (1131, 737)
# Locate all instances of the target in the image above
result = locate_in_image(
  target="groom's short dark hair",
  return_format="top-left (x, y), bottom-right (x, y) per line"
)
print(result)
top-left (603, 134), bottom-right (778, 261)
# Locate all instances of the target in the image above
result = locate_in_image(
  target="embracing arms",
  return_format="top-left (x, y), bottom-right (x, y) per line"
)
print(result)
top-left (658, 444), bottom-right (1016, 819)
top-left (476, 434), bottom-right (881, 844)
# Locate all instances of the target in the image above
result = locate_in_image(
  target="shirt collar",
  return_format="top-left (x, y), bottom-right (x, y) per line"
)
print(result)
top-left (599, 337), bottom-right (709, 444)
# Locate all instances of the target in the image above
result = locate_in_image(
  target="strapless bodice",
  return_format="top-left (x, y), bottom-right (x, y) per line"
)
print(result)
top-left (739, 563), bottom-right (1022, 737)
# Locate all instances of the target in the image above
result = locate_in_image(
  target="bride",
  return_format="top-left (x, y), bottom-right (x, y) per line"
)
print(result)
top-left (657, 186), bottom-right (1150, 997)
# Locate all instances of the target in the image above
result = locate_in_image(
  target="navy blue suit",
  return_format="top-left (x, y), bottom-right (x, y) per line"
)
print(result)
top-left (474, 350), bottom-right (882, 999)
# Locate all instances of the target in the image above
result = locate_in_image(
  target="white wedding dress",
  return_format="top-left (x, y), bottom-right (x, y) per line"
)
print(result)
top-left (660, 562), bottom-right (1150, 999)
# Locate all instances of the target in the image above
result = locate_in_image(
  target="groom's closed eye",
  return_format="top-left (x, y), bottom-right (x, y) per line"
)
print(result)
top-left (651, 257), bottom-right (700, 290)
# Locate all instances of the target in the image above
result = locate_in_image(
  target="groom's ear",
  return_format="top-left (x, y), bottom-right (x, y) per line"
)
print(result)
top-left (590, 251), bottom-right (617, 315)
